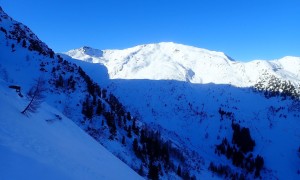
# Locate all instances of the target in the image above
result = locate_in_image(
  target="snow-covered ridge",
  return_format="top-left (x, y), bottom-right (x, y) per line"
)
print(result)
top-left (65, 42), bottom-right (300, 87)
top-left (0, 6), bottom-right (54, 57)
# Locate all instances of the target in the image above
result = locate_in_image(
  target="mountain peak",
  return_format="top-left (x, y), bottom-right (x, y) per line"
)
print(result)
top-left (82, 46), bottom-right (93, 50)
top-left (74, 46), bottom-right (103, 57)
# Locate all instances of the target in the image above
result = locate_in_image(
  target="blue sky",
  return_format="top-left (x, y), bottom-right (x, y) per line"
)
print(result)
top-left (1, 0), bottom-right (299, 61)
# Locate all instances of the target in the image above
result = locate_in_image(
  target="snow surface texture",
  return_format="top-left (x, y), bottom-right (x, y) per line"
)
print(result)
top-left (0, 80), bottom-right (142, 180)
top-left (65, 43), bottom-right (300, 179)
top-left (65, 43), bottom-right (300, 87)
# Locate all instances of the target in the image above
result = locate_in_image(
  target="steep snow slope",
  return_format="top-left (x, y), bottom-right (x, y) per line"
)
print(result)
top-left (0, 7), bottom-right (144, 180)
top-left (0, 79), bottom-right (141, 180)
top-left (0, 11), bottom-right (143, 179)
top-left (65, 43), bottom-right (300, 87)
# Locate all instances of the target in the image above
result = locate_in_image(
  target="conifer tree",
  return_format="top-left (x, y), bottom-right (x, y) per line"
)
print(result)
top-left (22, 39), bottom-right (26, 48)
top-left (177, 165), bottom-right (182, 176)
top-left (138, 164), bottom-right (144, 176)
top-left (148, 163), bottom-right (159, 180)
top-left (21, 77), bottom-right (46, 115)
top-left (127, 125), bottom-right (132, 138)
top-left (122, 136), bottom-right (126, 145)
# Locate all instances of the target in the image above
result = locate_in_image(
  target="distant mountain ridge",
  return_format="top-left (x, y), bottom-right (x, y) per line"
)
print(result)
top-left (65, 43), bottom-right (300, 90)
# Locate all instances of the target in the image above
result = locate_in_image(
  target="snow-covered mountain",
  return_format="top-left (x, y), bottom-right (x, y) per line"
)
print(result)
top-left (64, 42), bottom-right (300, 179)
top-left (65, 43), bottom-right (300, 88)
top-left (1, 5), bottom-right (300, 180)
